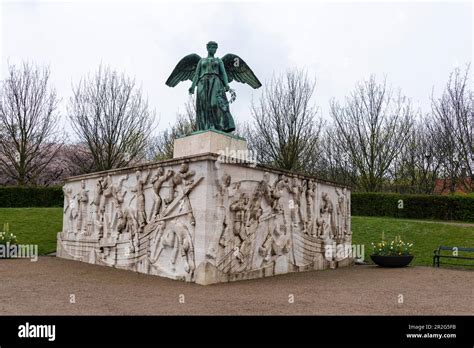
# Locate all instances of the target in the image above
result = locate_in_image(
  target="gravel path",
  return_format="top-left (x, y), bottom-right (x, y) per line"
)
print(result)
top-left (0, 256), bottom-right (472, 315)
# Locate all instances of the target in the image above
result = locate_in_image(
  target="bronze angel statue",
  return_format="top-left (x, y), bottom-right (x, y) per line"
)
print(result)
top-left (165, 41), bottom-right (261, 133)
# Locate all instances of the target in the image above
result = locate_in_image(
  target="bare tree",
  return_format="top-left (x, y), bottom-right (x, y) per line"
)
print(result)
top-left (315, 127), bottom-right (356, 186)
top-left (329, 76), bottom-right (414, 192)
top-left (0, 62), bottom-right (62, 186)
top-left (430, 64), bottom-right (473, 193)
top-left (389, 118), bottom-right (441, 194)
top-left (68, 65), bottom-right (155, 172)
top-left (25, 144), bottom-right (87, 186)
top-left (147, 99), bottom-right (196, 161)
top-left (247, 69), bottom-right (323, 173)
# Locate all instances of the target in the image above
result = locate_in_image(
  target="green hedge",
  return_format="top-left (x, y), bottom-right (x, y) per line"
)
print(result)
top-left (0, 186), bottom-right (63, 207)
top-left (352, 192), bottom-right (474, 222)
top-left (1, 186), bottom-right (473, 221)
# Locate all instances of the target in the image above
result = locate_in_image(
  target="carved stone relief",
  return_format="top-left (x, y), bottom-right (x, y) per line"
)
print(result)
top-left (57, 158), bottom-right (352, 284)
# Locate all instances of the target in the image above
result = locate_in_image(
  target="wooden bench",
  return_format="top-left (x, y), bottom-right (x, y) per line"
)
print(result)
top-left (433, 246), bottom-right (474, 267)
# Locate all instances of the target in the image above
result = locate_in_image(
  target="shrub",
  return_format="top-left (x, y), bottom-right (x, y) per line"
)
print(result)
top-left (0, 186), bottom-right (63, 207)
top-left (352, 192), bottom-right (474, 222)
top-left (0, 222), bottom-right (17, 245)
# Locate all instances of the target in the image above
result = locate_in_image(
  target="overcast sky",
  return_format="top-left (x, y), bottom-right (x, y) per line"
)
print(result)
top-left (1, 0), bottom-right (472, 138)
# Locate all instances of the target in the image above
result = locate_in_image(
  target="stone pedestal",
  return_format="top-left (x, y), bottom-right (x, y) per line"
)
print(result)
top-left (57, 134), bottom-right (352, 285)
top-left (173, 130), bottom-right (248, 159)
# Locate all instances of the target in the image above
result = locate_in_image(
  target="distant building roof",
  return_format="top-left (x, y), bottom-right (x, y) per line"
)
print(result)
top-left (433, 177), bottom-right (472, 195)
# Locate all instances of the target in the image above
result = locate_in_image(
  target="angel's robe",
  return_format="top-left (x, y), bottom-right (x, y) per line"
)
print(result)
top-left (195, 57), bottom-right (235, 133)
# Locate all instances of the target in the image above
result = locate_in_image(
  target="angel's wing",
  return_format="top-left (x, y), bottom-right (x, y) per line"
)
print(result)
top-left (222, 54), bottom-right (262, 89)
top-left (165, 54), bottom-right (201, 87)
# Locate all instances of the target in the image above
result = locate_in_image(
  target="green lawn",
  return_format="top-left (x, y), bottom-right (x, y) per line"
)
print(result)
top-left (0, 208), bottom-right (62, 255)
top-left (0, 208), bottom-right (473, 268)
top-left (352, 216), bottom-right (474, 267)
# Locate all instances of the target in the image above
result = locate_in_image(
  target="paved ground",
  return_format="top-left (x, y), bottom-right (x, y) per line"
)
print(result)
top-left (0, 256), bottom-right (472, 315)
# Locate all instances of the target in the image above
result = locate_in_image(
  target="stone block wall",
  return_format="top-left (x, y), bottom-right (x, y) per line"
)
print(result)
top-left (57, 153), bottom-right (352, 284)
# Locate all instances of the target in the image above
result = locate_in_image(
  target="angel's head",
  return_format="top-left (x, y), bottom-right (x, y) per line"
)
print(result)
top-left (206, 41), bottom-right (218, 56)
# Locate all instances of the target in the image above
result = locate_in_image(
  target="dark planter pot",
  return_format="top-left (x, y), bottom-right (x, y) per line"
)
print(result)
top-left (370, 255), bottom-right (414, 268)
